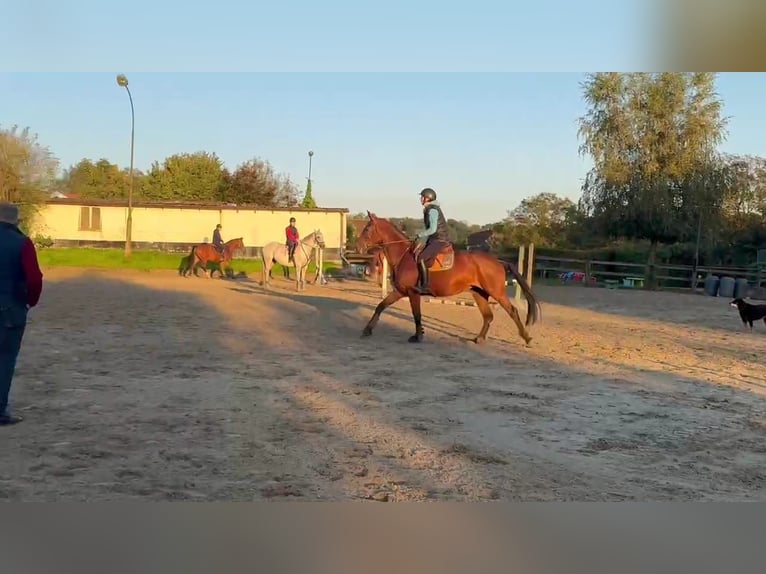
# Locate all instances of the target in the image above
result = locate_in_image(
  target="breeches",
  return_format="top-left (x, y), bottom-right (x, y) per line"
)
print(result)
top-left (417, 240), bottom-right (448, 266)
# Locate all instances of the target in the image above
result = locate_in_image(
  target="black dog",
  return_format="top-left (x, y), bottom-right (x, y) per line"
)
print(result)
top-left (730, 298), bottom-right (766, 331)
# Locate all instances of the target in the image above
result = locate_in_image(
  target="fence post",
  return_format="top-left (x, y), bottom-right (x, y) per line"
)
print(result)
top-left (525, 243), bottom-right (535, 287)
top-left (585, 260), bottom-right (592, 285)
top-left (381, 257), bottom-right (389, 298)
top-left (515, 245), bottom-right (526, 301)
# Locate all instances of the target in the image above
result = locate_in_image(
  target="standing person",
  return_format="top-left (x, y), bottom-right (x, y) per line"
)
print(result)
top-left (413, 187), bottom-right (451, 293)
top-left (212, 223), bottom-right (225, 257)
top-left (0, 203), bottom-right (43, 426)
top-left (285, 217), bottom-right (300, 263)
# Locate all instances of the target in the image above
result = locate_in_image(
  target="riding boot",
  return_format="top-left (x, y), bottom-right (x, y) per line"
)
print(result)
top-left (418, 260), bottom-right (430, 293)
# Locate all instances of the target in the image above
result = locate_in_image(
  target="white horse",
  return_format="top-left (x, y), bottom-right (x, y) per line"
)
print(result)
top-left (261, 229), bottom-right (325, 291)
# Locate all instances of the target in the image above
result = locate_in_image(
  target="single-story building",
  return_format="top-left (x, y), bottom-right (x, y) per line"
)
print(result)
top-left (30, 198), bottom-right (350, 260)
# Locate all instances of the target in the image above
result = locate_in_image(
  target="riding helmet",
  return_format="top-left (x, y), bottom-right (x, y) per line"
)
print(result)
top-left (420, 188), bottom-right (437, 201)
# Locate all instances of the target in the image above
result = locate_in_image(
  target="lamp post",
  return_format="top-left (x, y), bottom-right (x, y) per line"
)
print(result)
top-left (116, 73), bottom-right (135, 257)
top-left (307, 150), bottom-right (314, 185)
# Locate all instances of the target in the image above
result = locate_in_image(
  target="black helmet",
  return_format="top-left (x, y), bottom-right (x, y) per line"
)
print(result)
top-left (420, 188), bottom-right (437, 201)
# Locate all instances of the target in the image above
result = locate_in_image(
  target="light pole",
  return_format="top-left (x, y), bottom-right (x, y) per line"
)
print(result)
top-left (307, 150), bottom-right (314, 185)
top-left (116, 73), bottom-right (135, 257)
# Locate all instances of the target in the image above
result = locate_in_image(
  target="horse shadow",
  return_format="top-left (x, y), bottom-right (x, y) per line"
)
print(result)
top-left (229, 283), bottom-right (490, 345)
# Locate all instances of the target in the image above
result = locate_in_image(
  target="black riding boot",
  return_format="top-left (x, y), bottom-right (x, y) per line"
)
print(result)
top-left (417, 260), bottom-right (430, 293)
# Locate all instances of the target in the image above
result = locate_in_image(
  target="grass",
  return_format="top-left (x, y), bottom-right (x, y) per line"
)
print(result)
top-left (37, 247), bottom-right (340, 275)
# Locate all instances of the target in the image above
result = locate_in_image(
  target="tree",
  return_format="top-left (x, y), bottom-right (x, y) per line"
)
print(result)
top-left (0, 124), bottom-right (59, 233)
top-left (142, 151), bottom-right (228, 201)
top-left (301, 178), bottom-right (317, 208)
top-left (228, 158), bottom-right (300, 207)
top-left (577, 72), bottom-right (729, 284)
top-left (505, 192), bottom-right (574, 247)
top-left (59, 158), bottom-right (136, 199)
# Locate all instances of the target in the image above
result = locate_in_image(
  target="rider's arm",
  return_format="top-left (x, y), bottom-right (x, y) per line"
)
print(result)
top-left (417, 209), bottom-right (438, 241)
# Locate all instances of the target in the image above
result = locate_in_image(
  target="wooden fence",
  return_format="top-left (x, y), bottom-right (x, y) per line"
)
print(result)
top-left (532, 254), bottom-right (766, 291)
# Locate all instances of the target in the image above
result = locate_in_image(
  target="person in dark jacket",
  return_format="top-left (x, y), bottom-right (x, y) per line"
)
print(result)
top-left (0, 203), bottom-right (43, 426)
top-left (212, 224), bottom-right (225, 256)
top-left (413, 188), bottom-right (451, 293)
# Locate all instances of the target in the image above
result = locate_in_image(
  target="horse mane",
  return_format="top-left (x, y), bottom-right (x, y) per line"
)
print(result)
top-left (370, 214), bottom-right (408, 240)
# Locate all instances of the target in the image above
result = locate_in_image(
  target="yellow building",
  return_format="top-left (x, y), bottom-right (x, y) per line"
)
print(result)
top-left (32, 199), bottom-right (349, 260)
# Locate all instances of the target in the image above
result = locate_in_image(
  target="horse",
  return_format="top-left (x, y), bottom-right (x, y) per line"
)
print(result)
top-left (260, 229), bottom-right (326, 291)
top-left (355, 212), bottom-right (541, 345)
top-left (181, 237), bottom-right (245, 278)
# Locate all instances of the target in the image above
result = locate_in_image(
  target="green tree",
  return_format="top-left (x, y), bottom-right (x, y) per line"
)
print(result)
top-left (505, 192), bottom-right (575, 247)
top-left (301, 178), bottom-right (317, 208)
top-left (0, 124), bottom-right (58, 233)
top-left (59, 158), bottom-right (137, 199)
top-left (577, 72), bottom-right (729, 284)
top-left (142, 151), bottom-right (228, 201)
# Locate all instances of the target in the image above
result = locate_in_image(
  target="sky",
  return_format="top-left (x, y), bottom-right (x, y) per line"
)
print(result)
top-left (2, 2), bottom-right (765, 225)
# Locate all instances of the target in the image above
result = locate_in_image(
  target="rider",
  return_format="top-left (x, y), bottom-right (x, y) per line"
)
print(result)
top-left (212, 224), bottom-right (225, 257)
top-left (285, 217), bottom-right (299, 263)
top-left (414, 187), bottom-right (451, 293)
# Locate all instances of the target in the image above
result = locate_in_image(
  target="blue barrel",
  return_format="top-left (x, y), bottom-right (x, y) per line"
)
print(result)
top-left (718, 276), bottom-right (736, 298)
top-left (703, 274), bottom-right (719, 297)
top-left (734, 277), bottom-right (749, 299)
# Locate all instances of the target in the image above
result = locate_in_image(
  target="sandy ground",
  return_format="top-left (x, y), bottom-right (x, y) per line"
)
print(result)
top-left (2, 266), bottom-right (765, 501)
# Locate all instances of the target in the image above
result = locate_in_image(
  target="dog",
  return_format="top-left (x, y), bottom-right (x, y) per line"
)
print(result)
top-left (730, 298), bottom-right (766, 331)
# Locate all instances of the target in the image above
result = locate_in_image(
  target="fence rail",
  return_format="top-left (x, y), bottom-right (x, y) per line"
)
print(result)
top-left (533, 254), bottom-right (765, 291)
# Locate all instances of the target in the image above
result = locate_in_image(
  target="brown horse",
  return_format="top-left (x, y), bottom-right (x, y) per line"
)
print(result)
top-left (182, 237), bottom-right (245, 278)
top-left (356, 212), bottom-right (541, 345)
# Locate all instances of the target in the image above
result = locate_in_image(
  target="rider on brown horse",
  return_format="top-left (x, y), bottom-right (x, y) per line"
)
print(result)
top-left (414, 188), bottom-right (451, 293)
top-left (212, 224), bottom-right (225, 258)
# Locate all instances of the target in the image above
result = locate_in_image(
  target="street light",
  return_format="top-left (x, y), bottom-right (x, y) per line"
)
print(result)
top-left (116, 73), bottom-right (135, 257)
top-left (308, 150), bottom-right (314, 183)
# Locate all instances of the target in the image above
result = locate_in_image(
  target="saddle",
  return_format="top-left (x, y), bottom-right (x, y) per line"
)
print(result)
top-left (427, 244), bottom-right (455, 272)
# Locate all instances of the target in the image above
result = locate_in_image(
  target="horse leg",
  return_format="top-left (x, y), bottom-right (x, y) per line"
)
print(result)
top-left (406, 291), bottom-right (425, 343)
top-left (263, 259), bottom-right (271, 288)
top-left (361, 290), bottom-right (405, 337)
top-left (493, 290), bottom-right (533, 345)
top-left (470, 287), bottom-right (494, 344)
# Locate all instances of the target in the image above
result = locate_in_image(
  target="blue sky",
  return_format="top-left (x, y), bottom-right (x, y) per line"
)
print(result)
top-left (2, 3), bottom-right (764, 224)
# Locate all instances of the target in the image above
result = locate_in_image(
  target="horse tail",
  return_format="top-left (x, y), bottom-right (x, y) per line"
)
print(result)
top-left (500, 258), bottom-right (541, 326)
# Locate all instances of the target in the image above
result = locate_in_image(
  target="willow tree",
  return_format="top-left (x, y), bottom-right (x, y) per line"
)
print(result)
top-left (577, 73), bottom-right (729, 285)
top-left (0, 125), bottom-right (59, 233)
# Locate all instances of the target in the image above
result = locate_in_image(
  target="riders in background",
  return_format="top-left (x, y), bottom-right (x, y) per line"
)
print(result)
top-left (414, 187), bottom-right (451, 293)
top-left (285, 217), bottom-right (299, 263)
top-left (212, 224), bottom-right (225, 256)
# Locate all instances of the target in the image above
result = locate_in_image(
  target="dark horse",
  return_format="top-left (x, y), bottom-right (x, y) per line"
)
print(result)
top-left (180, 237), bottom-right (245, 278)
top-left (356, 212), bottom-right (541, 345)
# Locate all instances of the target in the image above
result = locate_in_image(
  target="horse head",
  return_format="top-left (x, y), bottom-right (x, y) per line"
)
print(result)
top-left (311, 229), bottom-right (326, 249)
top-left (356, 211), bottom-right (406, 253)
top-left (226, 237), bottom-right (245, 254)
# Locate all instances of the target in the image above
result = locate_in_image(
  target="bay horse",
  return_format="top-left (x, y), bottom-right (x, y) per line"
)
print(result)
top-left (356, 212), bottom-right (541, 345)
top-left (260, 229), bottom-right (326, 291)
top-left (181, 237), bottom-right (245, 278)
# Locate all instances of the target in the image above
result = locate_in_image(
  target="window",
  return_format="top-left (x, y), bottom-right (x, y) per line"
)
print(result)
top-left (79, 207), bottom-right (102, 231)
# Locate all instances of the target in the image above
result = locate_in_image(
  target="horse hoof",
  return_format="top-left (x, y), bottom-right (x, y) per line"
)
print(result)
top-left (361, 328), bottom-right (372, 338)
top-left (408, 334), bottom-right (423, 343)
top-left (473, 337), bottom-right (486, 345)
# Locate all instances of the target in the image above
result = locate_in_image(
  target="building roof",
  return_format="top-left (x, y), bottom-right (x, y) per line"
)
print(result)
top-left (45, 197), bottom-right (348, 213)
